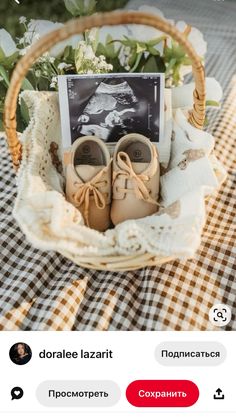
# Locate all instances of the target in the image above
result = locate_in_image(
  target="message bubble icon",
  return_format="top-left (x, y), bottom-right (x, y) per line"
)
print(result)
top-left (11, 387), bottom-right (24, 400)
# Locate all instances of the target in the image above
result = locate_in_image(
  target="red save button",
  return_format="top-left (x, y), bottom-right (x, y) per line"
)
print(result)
top-left (126, 380), bottom-right (199, 407)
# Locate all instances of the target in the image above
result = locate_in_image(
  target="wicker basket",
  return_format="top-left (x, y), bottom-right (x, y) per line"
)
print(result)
top-left (3, 11), bottom-right (206, 271)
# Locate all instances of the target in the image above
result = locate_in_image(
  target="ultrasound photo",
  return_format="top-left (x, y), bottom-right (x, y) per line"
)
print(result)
top-left (58, 73), bottom-right (164, 150)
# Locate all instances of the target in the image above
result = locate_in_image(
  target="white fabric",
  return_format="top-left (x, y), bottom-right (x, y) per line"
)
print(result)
top-left (13, 90), bottom-right (227, 260)
top-left (172, 77), bottom-right (223, 110)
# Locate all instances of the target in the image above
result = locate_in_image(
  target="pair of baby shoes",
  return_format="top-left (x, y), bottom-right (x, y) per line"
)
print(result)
top-left (64, 133), bottom-right (160, 232)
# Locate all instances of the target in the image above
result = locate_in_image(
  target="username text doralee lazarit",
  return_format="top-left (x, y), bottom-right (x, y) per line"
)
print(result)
top-left (39, 349), bottom-right (113, 359)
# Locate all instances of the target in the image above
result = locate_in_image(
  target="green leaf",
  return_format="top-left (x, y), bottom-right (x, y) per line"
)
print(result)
top-left (64, 45), bottom-right (71, 59)
top-left (63, 46), bottom-right (76, 63)
top-left (148, 35), bottom-right (167, 47)
top-left (108, 56), bottom-right (124, 73)
top-left (96, 42), bottom-right (108, 57)
top-left (105, 34), bottom-right (117, 59)
top-left (87, 0), bottom-right (97, 15)
top-left (64, 0), bottom-right (81, 16)
top-left (0, 65), bottom-right (9, 86)
top-left (118, 37), bottom-right (137, 48)
top-left (182, 57), bottom-right (192, 66)
top-left (204, 116), bottom-right (209, 127)
top-left (143, 55), bottom-right (159, 73)
top-left (26, 70), bottom-right (37, 88)
top-left (20, 98), bottom-right (30, 125)
top-left (128, 48), bottom-right (137, 68)
top-left (134, 55), bottom-right (147, 73)
top-left (37, 78), bottom-right (50, 91)
top-left (16, 106), bottom-right (27, 133)
top-left (206, 100), bottom-right (220, 107)
top-left (0, 84), bottom-right (7, 110)
top-left (122, 36), bottom-right (137, 48)
top-left (147, 45), bottom-right (160, 56)
top-left (96, 0), bottom-right (128, 12)
top-left (64, 0), bottom-right (97, 16)
top-left (143, 55), bottom-right (166, 73)
top-left (165, 58), bottom-right (177, 75)
top-left (0, 48), bottom-right (18, 68)
top-left (0, 114), bottom-right (3, 131)
top-left (164, 43), bottom-right (186, 63)
top-left (172, 63), bottom-right (181, 86)
top-left (130, 52), bottom-right (143, 73)
top-left (21, 78), bottom-right (34, 90)
top-left (155, 55), bottom-right (166, 73)
top-left (136, 42), bottom-right (146, 54)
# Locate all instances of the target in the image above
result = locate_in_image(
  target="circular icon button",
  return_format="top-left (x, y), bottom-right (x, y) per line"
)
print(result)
top-left (209, 304), bottom-right (232, 327)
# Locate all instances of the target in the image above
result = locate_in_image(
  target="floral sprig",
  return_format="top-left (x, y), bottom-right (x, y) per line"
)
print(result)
top-left (75, 29), bottom-right (113, 74)
top-left (0, 0), bottom-right (222, 131)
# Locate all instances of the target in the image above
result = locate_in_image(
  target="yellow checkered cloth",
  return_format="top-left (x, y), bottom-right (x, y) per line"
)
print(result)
top-left (0, 0), bottom-right (235, 331)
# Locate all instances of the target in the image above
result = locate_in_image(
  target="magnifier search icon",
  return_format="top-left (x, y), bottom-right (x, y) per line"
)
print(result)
top-left (209, 304), bottom-right (231, 327)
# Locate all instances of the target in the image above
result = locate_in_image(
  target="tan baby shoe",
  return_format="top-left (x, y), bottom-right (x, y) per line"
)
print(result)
top-left (111, 133), bottom-right (160, 225)
top-left (64, 136), bottom-right (111, 232)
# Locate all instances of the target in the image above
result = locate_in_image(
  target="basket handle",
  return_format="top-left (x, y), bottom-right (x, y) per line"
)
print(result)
top-left (4, 10), bottom-right (206, 169)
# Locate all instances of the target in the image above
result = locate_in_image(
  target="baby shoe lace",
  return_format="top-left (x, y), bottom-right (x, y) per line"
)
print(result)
top-left (73, 168), bottom-right (108, 227)
top-left (113, 151), bottom-right (160, 206)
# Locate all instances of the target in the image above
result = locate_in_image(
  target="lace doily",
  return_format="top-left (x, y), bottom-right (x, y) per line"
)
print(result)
top-left (13, 91), bottom-right (227, 260)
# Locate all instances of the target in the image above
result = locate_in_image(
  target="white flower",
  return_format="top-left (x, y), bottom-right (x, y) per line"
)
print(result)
top-left (50, 76), bottom-right (58, 88)
top-left (58, 62), bottom-right (71, 70)
top-left (19, 46), bottom-right (30, 56)
top-left (35, 69), bottom-right (41, 77)
top-left (179, 65), bottom-right (192, 80)
top-left (57, 62), bottom-right (67, 70)
top-left (175, 21), bottom-right (207, 58)
top-left (84, 45), bottom-right (95, 60)
top-left (172, 77), bottom-right (223, 109)
top-left (119, 46), bottom-right (131, 68)
top-left (34, 33), bottom-right (40, 41)
top-left (88, 28), bottom-right (97, 43)
top-left (0, 76), bottom-right (4, 82)
top-left (78, 41), bottom-right (86, 52)
top-left (22, 31), bottom-right (30, 44)
top-left (206, 77), bottom-right (223, 103)
top-left (171, 21), bottom-right (207, 80)
top-left (0, 29), bottom-right (18, 57)
top-left (125, 5), bottom-right (165, 43)
top-left (97, 61), bottom-right (105, 70)
top-left (19, 16), bottom-right (27, 25)
top-left (98, 25), bottom-right (129, 51)
top-left (26, 20), bottom-right (82, 57)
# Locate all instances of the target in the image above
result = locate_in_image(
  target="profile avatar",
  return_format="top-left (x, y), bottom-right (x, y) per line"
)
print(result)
top-left (9, 342), bottom-right (32, 365)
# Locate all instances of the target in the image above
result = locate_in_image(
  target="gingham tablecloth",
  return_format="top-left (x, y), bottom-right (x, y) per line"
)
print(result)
top-left (0, 0), bottom-right (236, 331)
